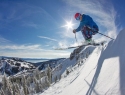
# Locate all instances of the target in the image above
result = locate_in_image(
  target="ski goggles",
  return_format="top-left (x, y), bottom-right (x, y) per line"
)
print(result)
top-left (76, 14), bottom-right (80, 20)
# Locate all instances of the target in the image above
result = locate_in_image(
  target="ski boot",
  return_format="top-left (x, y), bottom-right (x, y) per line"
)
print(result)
top-left (85, 38), bottom-right (94, 45)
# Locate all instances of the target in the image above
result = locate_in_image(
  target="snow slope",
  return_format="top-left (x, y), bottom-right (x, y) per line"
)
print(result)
top-left (92, 28), bottom-right (125, 95)
top-left (38, 28), bottom-right (125, 95)
top-left (51, 46), bottom-right (96, 83)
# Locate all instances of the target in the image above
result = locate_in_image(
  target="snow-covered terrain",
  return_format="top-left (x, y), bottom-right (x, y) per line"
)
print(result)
top-left (37, 28), bottom-right (125, 95)
top-left (0, 57), bottom-right (36, 75)
top-left (0, 28), bottom-right (125, 95)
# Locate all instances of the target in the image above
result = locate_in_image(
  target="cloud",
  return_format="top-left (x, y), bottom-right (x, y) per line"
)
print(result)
top-left (0, 35), bottom-right (70, 59)
top-left (38, 36), bottom-right (58, 42)
top-left (0, 44), bottom-right (70, 58)
top-left (0, 2), bottom-right (58, 29)
top-left (21, 21), bottom-right (42, 29)
top-left (0, 50), bottom-right (70, 59)
top-left (0, 35), bottom-right (11, 43)
top-left (0, 44), bottom-right (41, 50)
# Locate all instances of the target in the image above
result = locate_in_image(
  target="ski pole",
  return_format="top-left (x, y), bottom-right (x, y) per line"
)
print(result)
top-left (97, 32), bottom-right (115, 40)
top-left (75, 33), bottom-right (78, 43)
top-left (87, 26), bottom-right (114, 40)
top-left (75, 33), bottom-right (79, 46)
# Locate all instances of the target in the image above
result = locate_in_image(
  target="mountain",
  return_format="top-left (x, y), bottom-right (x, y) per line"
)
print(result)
top-left (39, 28), bottom-right (125, 95)
top-left (0, 57), bottom-right (36, 75)
top-left (0, 56), bottom-right (50, 63)
top-left (35, 58), bottom-right (66, 67)
top-left (0, 56), bottom-right (66, 76)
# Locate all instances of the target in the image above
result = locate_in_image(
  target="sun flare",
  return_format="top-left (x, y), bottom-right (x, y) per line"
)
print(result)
top-left (62, 20), bottom-right (74, 30)
top-left (66, 21), bottom-right (74, 29)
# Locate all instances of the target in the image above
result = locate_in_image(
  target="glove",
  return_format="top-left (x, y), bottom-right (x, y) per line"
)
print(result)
top-left (92, 28), bottom-right (98, 35)
top-left (73, 29), bottom-right (76, 33)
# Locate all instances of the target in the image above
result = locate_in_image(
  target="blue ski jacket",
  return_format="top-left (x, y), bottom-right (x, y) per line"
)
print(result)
top-left (76, 14), bottom-right (98, 32)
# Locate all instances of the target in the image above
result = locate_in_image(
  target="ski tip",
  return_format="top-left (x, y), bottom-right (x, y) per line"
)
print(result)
top-left (54, 48), bottom-right (67, 50)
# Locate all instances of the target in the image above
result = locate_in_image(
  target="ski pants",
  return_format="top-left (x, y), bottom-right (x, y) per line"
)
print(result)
top-left (81, 26), bottom-right (98, 40)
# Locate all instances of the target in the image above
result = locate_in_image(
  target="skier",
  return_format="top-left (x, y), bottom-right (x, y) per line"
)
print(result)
top-left (73, 13), bottom-right (99, 42)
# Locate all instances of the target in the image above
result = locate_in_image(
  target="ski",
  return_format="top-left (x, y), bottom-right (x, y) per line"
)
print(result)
top-left (54, 42), bottom-right (104, 50)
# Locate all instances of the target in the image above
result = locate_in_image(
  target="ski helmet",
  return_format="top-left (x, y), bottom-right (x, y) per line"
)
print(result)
top-left (74, 13), bottom-right (81, 20)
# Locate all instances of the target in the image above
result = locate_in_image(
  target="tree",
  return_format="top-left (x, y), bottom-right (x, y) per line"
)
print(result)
top-left (46, 65), bottom-right (52, 84)
top-left (22, 75), bottom-right (29, 95)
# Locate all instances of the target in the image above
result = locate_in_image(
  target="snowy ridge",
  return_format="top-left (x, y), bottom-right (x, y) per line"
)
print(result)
top-left (51, 45), bottom-right (96, 83)
top-left (39, 28), bottom-right (125, 95)
top-left (0, 57), bottom-right (36, 76)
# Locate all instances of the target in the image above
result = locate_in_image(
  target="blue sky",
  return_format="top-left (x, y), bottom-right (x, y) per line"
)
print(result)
top-left (0, 0), bottom-right (124, 58)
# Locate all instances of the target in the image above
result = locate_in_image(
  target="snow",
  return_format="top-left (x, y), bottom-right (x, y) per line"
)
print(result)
top-left (51, 46), bottom-right (96, 83)
top-left (0, 58), bottom-right (35, 76)
top-left (38, 28), bottom-right (125, 95)
top-left (38, 47), bottom-right (101, 95)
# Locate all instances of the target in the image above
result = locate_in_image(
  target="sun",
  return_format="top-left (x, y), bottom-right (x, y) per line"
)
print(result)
top-left (62, 20), bottom-right (74, 30)
top-left (66, 21), bottom-right (74, 29)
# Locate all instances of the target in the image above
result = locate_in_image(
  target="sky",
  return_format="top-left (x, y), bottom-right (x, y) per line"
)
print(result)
top-left (0, 0), bottom-right (124, 59)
